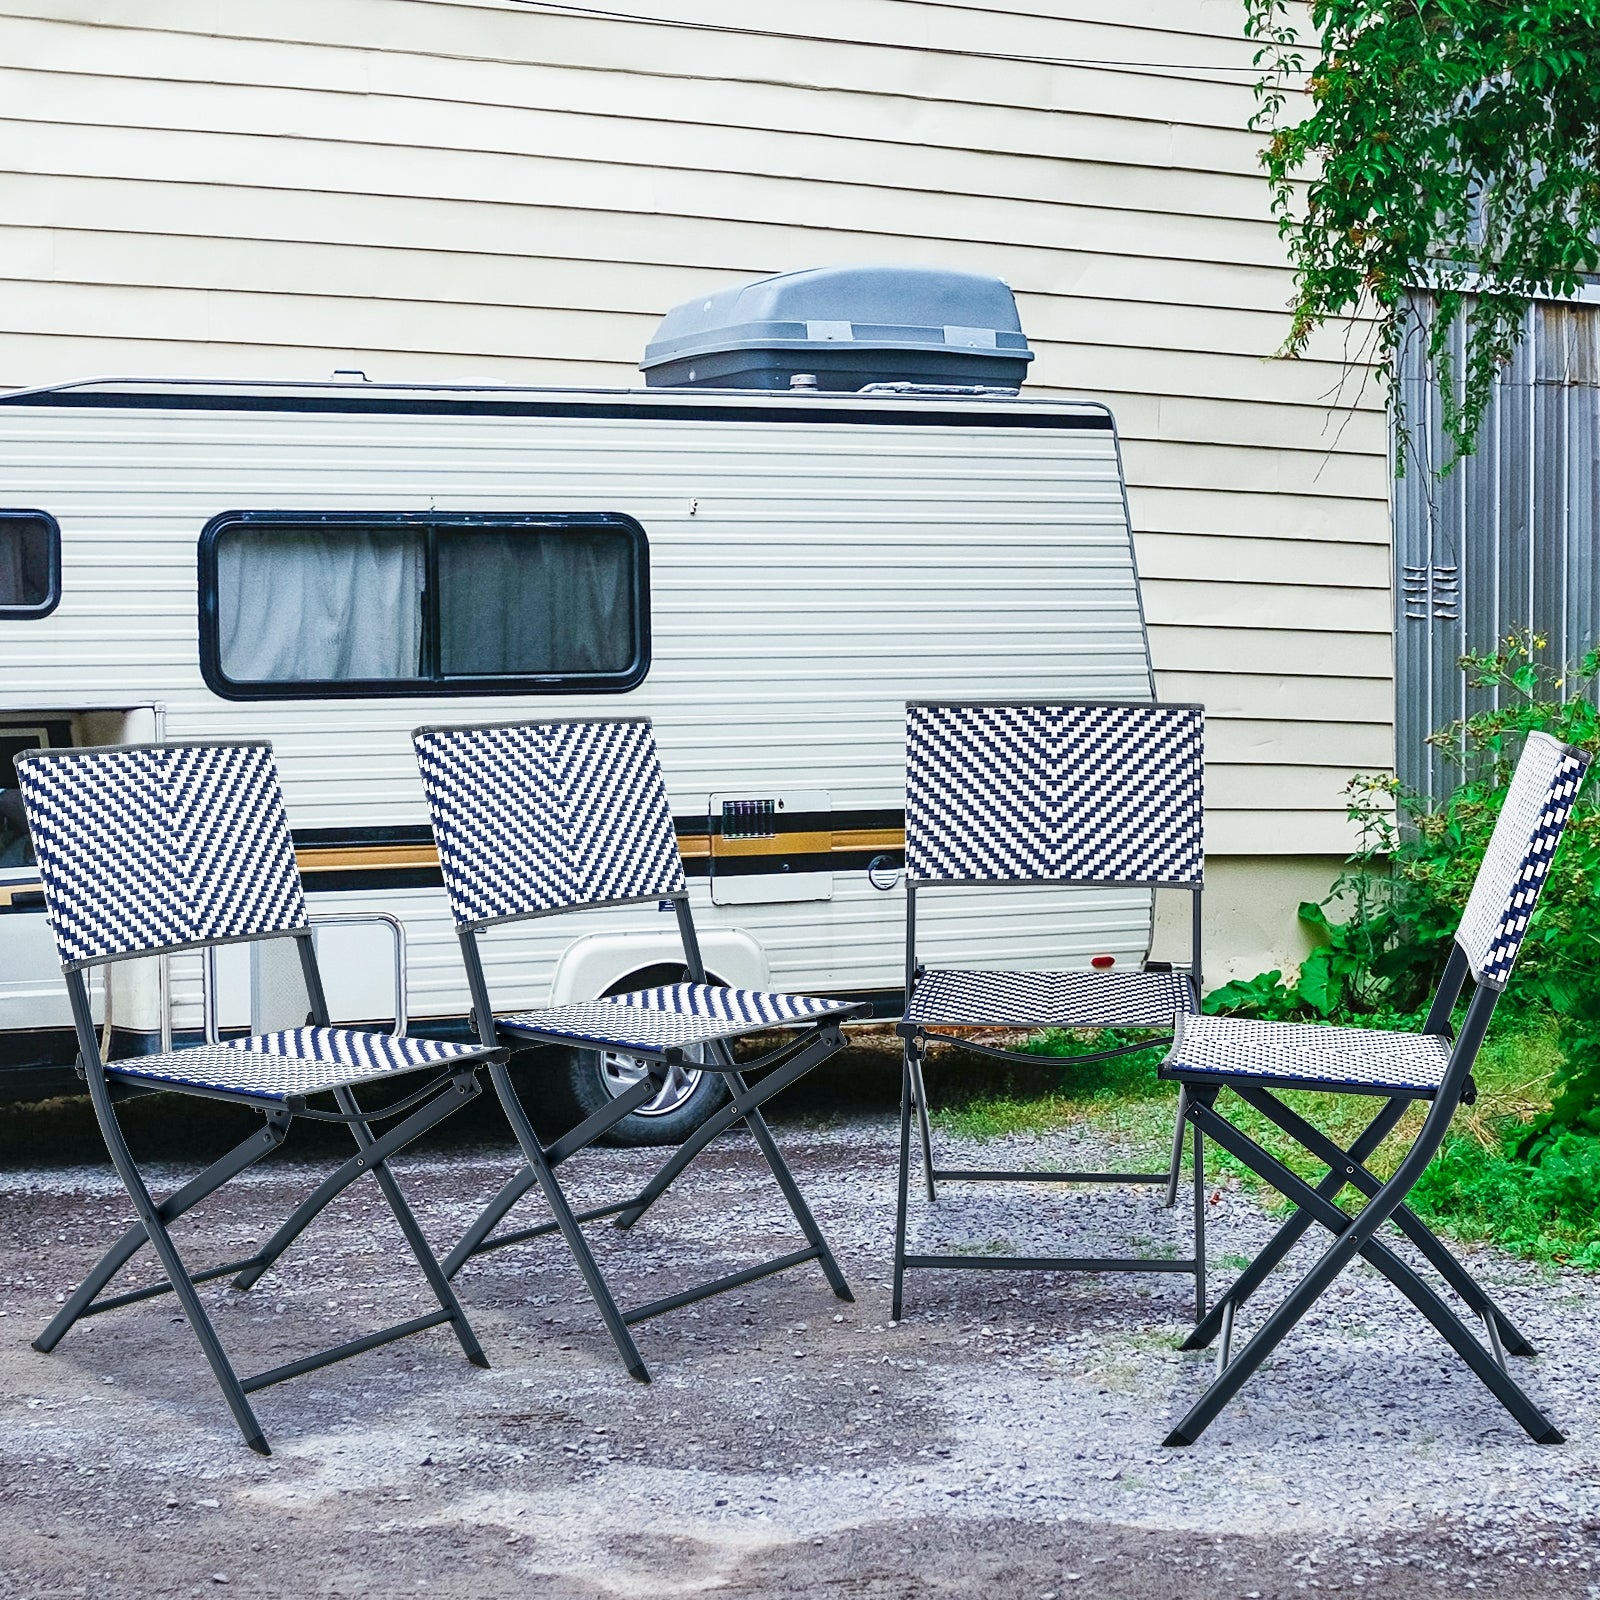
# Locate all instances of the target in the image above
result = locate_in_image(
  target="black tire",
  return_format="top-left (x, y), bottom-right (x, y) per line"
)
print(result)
top-left (551, 963), bottom-right (731, 1147)
top-left (557, 1043), bottom-right (730, 1146)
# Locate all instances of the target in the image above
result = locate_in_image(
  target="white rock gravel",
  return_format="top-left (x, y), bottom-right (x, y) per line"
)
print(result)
top-left (0, 1111), bottom-right (1597, 1597)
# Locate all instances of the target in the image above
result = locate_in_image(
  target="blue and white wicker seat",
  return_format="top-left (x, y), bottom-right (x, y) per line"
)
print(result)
top-left (412, 717), bottom-right (861, 1383)
top-left (106, 1027), bottom-right (496, 1101)
top-left (1164, 1014), bottom-right (1452, 1099)
top-left (891, 700), bottom-right (1209, 1323)
top-left (1159, 730), bottom-right (1589, 1449)
top-left (14, 740), bottom-right (504, 1455)
top-left (905, 967), bottom-right (1198, 1031)
top-left (499, 984), bottom-right (857, 1054)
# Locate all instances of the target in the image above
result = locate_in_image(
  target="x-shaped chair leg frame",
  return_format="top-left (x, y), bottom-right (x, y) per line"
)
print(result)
top-left (1166, 1086), bottom-right (1561, 1447)
top-left (453, 1024), bottom-right (853, 1382)
top-left (40, 1068), bottom-right (489, 1453)
top-left (1184, 1087), bottom-right (1535, 1372)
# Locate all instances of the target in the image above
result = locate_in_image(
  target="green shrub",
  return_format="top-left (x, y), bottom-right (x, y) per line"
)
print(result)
top-left (1211, 632), bottom-right (1600, 1143)
top-left (1412, 1125), bottom-right (1600, 1269)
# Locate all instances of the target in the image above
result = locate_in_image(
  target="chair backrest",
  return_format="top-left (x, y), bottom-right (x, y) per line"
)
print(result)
top-left (14, 741), bottom-right (308, 969)
top-left (412, 718), bottom-right (686, 929)
top-left (904, 701), bottom-right (1204, 886)
top-left (1454, 730), bottom-right (1591, 989)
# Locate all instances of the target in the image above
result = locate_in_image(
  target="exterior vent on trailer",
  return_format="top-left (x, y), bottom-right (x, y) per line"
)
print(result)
top-left (639, 265), bottom-right (1035, 393)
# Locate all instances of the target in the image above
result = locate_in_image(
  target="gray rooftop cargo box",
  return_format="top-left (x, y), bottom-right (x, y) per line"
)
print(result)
top-left (640, 265), bottom-right (1035, 392)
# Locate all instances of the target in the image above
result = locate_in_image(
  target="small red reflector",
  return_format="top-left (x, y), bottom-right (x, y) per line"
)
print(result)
top-left (1091, 954), bottom-right (1115, 970)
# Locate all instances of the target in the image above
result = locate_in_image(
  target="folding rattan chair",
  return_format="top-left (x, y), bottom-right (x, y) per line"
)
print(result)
top-left (893, 700), bottom-right (1207, 1320)
top-left (1161, 729), bottom-right (1590, 1446)
top-left (15, 740), bottom-right (506, 1454)
top-left (412, 717), bottom-right (862, 1382)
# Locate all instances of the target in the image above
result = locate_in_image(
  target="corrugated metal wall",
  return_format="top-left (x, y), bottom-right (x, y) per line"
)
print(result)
top-left (1394, 292), bottom-right (1600, 798)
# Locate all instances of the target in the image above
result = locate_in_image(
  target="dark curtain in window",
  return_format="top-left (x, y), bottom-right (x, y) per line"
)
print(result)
top-left (436, 528), bottom-right (635, 677)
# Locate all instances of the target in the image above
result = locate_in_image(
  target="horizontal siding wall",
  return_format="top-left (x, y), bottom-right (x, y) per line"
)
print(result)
top-left (0, 0), bottom-right (1392, 856)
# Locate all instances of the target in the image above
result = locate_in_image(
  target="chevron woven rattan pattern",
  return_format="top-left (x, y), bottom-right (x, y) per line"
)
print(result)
top-left (15, 743), bottom-right (307, 967)
top-left (1163, 1013), bottom-right (1452, 1096)
top-left (905, 966), bottom-right (1196, 1029)
top-left (904, 702), bottom-right (1203, 885)
top-left (413, 720), bottom-right (686, 927)
top-left (1453, 732), bottom-right (1591, 989)
top-left (106, 1027), bottom-right (490, 1098)
top-left (499, 982), bottom-right (857, 1051)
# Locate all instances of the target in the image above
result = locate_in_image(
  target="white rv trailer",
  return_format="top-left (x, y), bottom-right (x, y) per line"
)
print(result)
top-left (0, 376), bottom-right (1157, 1135)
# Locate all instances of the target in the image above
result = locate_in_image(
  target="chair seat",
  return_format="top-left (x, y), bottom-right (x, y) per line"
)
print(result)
top-left (901, 967), bottom-right (1197, 1031)
top-left (499, 983), bottom-right (860, 1054)
top-left (1160, 1014), bottom-right (1453, 1097)
top-left (108, 1028), bottom-right (498, 1100)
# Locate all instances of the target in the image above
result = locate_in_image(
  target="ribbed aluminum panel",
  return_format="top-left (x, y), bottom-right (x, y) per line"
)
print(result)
top-left (1395, 296), bottom-right (1600, 799)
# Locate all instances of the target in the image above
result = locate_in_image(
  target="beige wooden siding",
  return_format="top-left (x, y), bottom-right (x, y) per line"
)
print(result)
top-left (0, 0), bottom-right (1391, 857)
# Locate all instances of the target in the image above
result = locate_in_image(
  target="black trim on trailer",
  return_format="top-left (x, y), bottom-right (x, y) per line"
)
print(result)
top-left (196, 509), bottom-right (651, 702)
top-left (293, 824), bottom-right (435, 849)
top-left (286, 854), bottom-right (904, 895)
top-left (295, 866), bottom-right (447, 893)
top-left (702, 850), bottom-right (901, 878)
top-left (707, 806), bottom-right (905, 836)
top-left (0, 1026), bottom-right (80, 1072)
top-left (289, 809), bottom-right (908, 850)
top-left (0, 386), bottom-right (1115, 431)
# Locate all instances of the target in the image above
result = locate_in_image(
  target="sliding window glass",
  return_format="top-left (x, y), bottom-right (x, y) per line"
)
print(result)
top-left (0, 511), bottom-right (61, 619)
top-left (199, 512), bottom-right (649, 699)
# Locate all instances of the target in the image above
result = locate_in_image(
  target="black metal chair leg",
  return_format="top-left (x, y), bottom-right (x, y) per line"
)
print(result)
top-left (1181, 1096), bottom-right (1409, 1352)
top-left (908, 1044), bottom-right (936, 1203)
top-left (331, 1078), bottom-right (488, 1368)
top-left (486, 1058), bottom-right (650, 1381)
top-left (233, 1074), bottom-right (483, 1293)
top-left (1191, 1112), bottom-right (1206, 1323)
top-left (614, 1034), bottom-right (830, 1232)
top-left (1168, 1099), bottom-right (1561, 1446)
top-left (1163, 1087), bottom-right (1188, 1210)
top-left (892, 1050), bottom-right (914, 1321)
top-left (726, 1068), bottom-right (853, 1302)
top-left (444, 1073), bottom-right (660, 1271)
top-left (1235, 1085), bottom-right (1538, 1359)
top-left (37, 1114), bottom-right (288, 1353)
top-left (77, 1081), bottom-right (270, 1453)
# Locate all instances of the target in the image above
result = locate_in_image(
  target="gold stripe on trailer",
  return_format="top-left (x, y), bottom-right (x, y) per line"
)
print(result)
top-left (833, 828), bottom-right (905, 852)
top-left (0, 881), bottom-right (42, 909)
top-left (711, 830), bottom-right (835, 859)
top-left (295, 844), bottom-right (439, 874)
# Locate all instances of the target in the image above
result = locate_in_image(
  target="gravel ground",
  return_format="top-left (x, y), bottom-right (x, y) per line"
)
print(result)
top-left (1, 1104), bottom-right (1597, 1598)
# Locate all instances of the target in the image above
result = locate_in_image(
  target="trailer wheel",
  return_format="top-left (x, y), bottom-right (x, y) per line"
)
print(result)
top-left (555, 964), bottom-right (731, 1146)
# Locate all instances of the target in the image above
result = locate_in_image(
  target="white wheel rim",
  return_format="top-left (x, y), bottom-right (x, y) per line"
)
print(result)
top-left (597, 1048), bottom-right (706, 1117)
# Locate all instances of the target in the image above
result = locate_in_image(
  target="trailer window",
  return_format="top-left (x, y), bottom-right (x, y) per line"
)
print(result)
top-left (0, 721), bottom-right (72, 869)
top-left (0, 512), bottom-right (61, 619)
top-left (199, 512), bottom-right (649, 699)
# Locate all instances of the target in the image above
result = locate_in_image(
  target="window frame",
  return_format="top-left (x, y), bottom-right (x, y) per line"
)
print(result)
top-left (0, 509), bottom-right (63, 621)
top-left (198, 509), bottom-right (651, 701)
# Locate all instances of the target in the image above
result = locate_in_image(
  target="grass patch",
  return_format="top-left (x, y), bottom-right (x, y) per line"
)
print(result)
top-left (930, 1028), bottom-right (1168, 1141)
top-left (929, 1009), bottom-right (1600, 1269)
